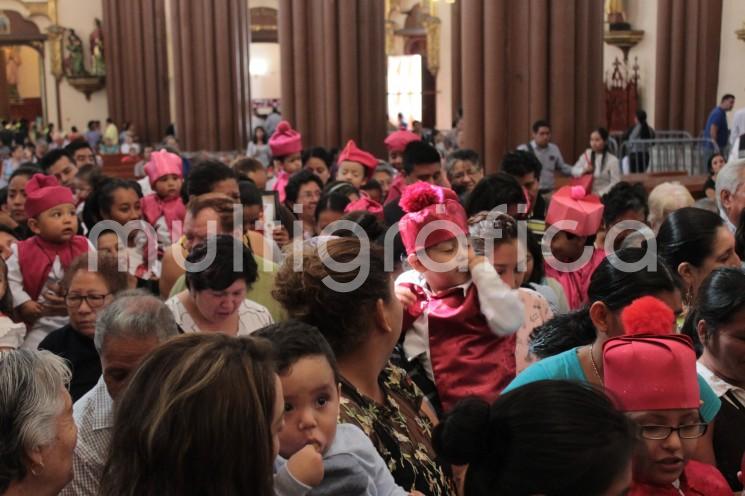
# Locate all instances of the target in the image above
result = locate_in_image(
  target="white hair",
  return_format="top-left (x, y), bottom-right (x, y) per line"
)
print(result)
top-left (647, 181), bottom-right (695, 233)
top-left (0, 349), bottom-right (71, 486)
top-left (94, 289), bottom-right (179, 352)
top-left (715, 158), bottom-right (745, 210)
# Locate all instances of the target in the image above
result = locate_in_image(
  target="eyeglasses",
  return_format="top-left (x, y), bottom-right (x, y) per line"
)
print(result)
top-left (65, 293), bottom-right (111, 309)
top-left (638, 423), bottom-right (707, 440)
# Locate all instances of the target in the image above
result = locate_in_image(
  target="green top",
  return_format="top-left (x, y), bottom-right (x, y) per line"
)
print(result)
top-left (170, 254), bottom-right (285, 322)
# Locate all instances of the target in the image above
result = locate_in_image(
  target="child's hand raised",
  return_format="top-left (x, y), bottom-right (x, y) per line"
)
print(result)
top-left (467, 246), bottom-right (488, 271)
top-left (287, 444), bottom-right (324, 488)
top-left (395, 285), bottom-right (417, 307)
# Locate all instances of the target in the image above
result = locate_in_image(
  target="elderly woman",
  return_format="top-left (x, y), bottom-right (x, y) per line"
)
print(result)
top-left (273, 237), bottom-right (455, 495)
top-left (647, 181), bottom-right (695, 234)
top-left (166, 235), bottom-right (273, 335)
top-left (38, 253), bottom-right (128, 401)
top-left (683, 267), bottom-right (745, 490)
top-left (0, 349), bottom-right (77, 496)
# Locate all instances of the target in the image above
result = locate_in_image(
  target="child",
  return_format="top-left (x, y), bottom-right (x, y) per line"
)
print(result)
top-left (603, 333), bottom-right (730, 495)
top-left (544, 185), bottom-right (605, 309)
top-left (255, 320), bottom-right (412, 496)
top-left (383, 130), bottom-right (421, 205)
top-left (141, 149), bottom-right (186, 247)
top-left (360, 179), bottom-right (384, 204)
top-left (336, 140), bottom-right (378, 189)
top-left (372, 164), bottom-right (395, 202)
top-left (0, 257), bottom-right (24, 349)
top-left (395, 183), bottom-right (524, 413)
top-left (269, 121), bottom-right (303, 203)
top-left (8, 174), bottom-right (90, 349)
top-left (468, 211), bottom-right (553, 372)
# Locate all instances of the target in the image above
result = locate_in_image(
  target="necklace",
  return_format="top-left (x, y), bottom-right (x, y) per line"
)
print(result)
top-left (589, 342), bottom-right (602, 383)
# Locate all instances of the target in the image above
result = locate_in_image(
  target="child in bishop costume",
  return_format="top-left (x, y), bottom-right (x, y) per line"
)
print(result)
top-left (141, 149), bottom-right (186, 247)
top-left (336, 139), bottom-right (379, 189)
top-left (395, 183), bottom-right (524, 413)
top-left (544, 185), bottom-right (606, 309)
top-left (269, 121), bottom-right (303, 203)
top-left (603, 333), bottom-right (731, 495)
top-left (8, 174), bottom-right (90, 349)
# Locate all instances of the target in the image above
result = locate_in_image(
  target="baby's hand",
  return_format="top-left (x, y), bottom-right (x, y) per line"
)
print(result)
top-left (467, 246), bottom-right (488, 271)
top-left (18, 300), bottom-right (43, 323)
top-left (287, 444), bottom-right (324, 488)
top-left (395, 285), bottom-right (417, 307)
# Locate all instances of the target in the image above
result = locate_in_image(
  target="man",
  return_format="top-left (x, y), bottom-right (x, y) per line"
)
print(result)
top-left (65, 140), bottom-right (97, 168)
top-left (501, 149), bottom-right (546, 220)
top-left (517, 120), bottom-right (573, 193)
top-left (715, 158), bottom-right (745, 233)
top-left (39, 149), bottom-right (78, 188)
top-left (383, 140), bottom-right (443, 227)
top-left (60, 290), bottom-right (179, 496)
top-left (445, 149), bottom-right (484, 197)
top-left (729, 105), bottom-right (745, 162)
top-left (84, 120), bottom-right (101, 150)
top-left (705, 94), bottom-right (736, 154)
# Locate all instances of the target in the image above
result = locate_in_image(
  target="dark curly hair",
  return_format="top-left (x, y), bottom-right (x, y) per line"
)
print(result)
top-left (601, 181), bottom-right (649, 227)
top-left (185, 235), bottom-right (258, 292)
top-left (272, 237), bottom-right (391, 357)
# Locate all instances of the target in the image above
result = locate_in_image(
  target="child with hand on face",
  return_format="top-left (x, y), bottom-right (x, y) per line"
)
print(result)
top-left (394, 183), bottom-right (524, 414)
top-left (7, 174), bottom-right (90, 349)
top-left (256, 320), bottom-right (419, 496)
top-left (140, 149), bottom-right (186, 247)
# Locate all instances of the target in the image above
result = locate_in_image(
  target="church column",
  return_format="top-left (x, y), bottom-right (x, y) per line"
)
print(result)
top-left (460, 0), bottom-right (603, 173)
top-left (170, 0), bottom-right (251, 151)
top-left (0, 50), bottom-right (9, 120)
top-left (655, 0), bottom-right (723, 135)
top-left (279, 0), bottom-right (386, 156)
top-left (103, 0), bottom-right (171, 146)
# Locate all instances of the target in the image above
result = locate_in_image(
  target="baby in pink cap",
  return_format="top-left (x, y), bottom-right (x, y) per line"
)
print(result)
top-left (141, 149), bottom-right (185, 246)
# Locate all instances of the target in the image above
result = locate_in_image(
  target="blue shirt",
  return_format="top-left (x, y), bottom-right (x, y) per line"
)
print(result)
top-left (504, 347), bottom-right (721, 423)
top-left (705, 106), bottom-right (729, 149)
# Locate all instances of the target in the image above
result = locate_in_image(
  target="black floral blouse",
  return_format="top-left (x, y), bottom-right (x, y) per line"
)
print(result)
top-left (339, 363), bottom-right (456, 495)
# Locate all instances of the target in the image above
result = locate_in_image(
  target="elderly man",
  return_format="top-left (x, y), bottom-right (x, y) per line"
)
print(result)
top-left (715, 158), bottom-right (745, 233)
top-left (59, 290), bottom-right (179, 496)
top-left (445, 149), bottom-right (483, 198)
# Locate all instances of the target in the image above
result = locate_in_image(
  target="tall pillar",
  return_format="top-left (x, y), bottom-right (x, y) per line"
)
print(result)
top-left (655, 0), bottom-right (723, 135)
top-left (460, 0), bottom-right (604, 173)
top-left (170, 0), bottom-right (251, 151)
top-left (279, 0), bottom-right (386, 156)
top-left (103, 0), bottom-right (170, 146)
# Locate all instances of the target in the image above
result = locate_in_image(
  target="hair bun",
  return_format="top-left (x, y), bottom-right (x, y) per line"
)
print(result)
top-left (433, 398), bottom-right (493, 466)
top-left (621, 296), bottom-right (675, 336)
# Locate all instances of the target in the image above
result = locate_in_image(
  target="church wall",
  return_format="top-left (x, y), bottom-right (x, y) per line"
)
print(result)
top-left (717, 0), bottom-right (745, 127)
top-left (602, 0), bottom-right (659, 127)
top-left (16, 45), bottom-right (40, 98)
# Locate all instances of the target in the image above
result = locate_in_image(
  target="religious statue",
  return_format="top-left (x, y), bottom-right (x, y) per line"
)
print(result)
top-left (606, 0), bottom-right (630, 31)
top-left (64, 29), bottom-right (86, 77)
top-left (5, 47), bottom-right (22, 103)
top-left (89, 18), bottom-right (105, 77)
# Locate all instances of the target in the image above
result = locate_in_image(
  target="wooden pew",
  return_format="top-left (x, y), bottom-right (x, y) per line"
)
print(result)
top-left (554, 172), bottom-right (708, 199)
top-left (100, 153), bottom-right (137, 180)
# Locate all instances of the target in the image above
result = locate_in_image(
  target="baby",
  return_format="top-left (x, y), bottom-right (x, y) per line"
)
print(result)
top-left (336, 140), bottom-right (378, 189)
top-left (140, 149), bottom-right (185, 247)
top-left (256, 320), bottom-right (416, 496)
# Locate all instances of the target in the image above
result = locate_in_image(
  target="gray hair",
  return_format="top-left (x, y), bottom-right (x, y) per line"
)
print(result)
top-left (715, 158), bottom-right (745, 210)
top-left (94, 289), bottom-right (179, 353)
top-left (0, 350), bottom-right (71, 489)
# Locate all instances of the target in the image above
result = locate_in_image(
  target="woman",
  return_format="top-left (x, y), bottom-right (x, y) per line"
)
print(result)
top-left (0, 349), bottom-right (77, 496)
top-left (647, 181), bottom-right (695, 234)
top-left (273, 237), bottom-right (456, 495)
top-left (624, 109), bottom-right (655, 173)
top-left (246, 126), bottom-right (271, 167)
top-left (99, 333), bottom-right (280, 496)
top-left (434, 380), bottom-right (635, 496)
top-left (704, 152), bottom-right (726, 200)
top-left (303, 147), bottom-right (332, 185)
top-left (657, 207), bottom-right (740, 309)
top-left (284, 169), bottom-right (322, 239)
top-left (572, 127), bottom-right (621, 196)
top-left (4, 165), bottom-right (42, 241)
top-left (37, 253), bottom-right (127, 401)
top-left (684, 267), bottom-right (745, 490)
top-left (166, 235), bottom-right (273, 335)
top-left (315, 193), bottom-right (351, 234)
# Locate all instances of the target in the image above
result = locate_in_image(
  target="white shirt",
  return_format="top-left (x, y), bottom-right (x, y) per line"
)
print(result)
top-left (59, 377), bottom-right (113, 496)
top-left (571, 148), bottom-right (621, 196)
top-left (729, 107), bottom-right (745, 147)
top-left (395, 262), bottom-right (524, 381)
top-left (697, 361), bottom-right (745, 406)
top-left (165, 294), bottom-right (273, 335)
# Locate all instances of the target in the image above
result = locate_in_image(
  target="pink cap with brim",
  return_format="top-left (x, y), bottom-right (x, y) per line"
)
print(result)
top-left (24, 173), bottom-right (75, 218)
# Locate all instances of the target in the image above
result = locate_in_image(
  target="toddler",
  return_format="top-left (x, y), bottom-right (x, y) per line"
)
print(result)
top-left (141, 149), bottom-right (185, 246)
top-left (269, 121), bottom-right (303, 203)
top-left (336, 140), bottom-right (378, 189)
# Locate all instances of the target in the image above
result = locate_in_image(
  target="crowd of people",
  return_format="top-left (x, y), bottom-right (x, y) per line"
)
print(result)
top-left (1, 106), bottom-right (745, 496)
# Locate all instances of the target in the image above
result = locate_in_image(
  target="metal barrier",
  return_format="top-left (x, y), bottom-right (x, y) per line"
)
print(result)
top-left (619, 138), bottom-right (719, 175)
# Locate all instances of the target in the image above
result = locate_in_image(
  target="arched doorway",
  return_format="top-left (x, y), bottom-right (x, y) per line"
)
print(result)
top-left (0, 9), bottom-right (47, 124)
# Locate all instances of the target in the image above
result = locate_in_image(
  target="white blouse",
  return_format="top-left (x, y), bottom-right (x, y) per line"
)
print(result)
top-left (165, 294), bottom-right (273, 335)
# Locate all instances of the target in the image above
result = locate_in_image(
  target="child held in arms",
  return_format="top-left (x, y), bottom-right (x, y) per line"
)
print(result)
top-left (269, 121), bottom-right (303, 203)
top-left (141, 149), bottom-right (186, 247)
top-left (257, 320), bottom-right (420, 496)
top-left (395, 182), bottom-right (524, 413)
top-left (8, 174), bottom-right (90, 349)
top-left (336, 140), bottom-right (379, 190)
